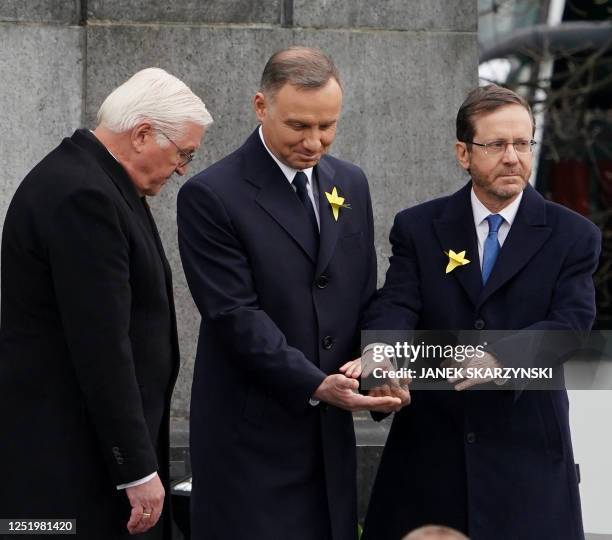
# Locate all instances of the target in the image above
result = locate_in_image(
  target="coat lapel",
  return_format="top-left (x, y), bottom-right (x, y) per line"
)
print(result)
top-left (433, 183), bottom-right (482, 307)
top-left (245, 130), bottom-right (318, 264)
top-left (315, 158), bottom-right (341, 275)
top-left (477, 185), bottom-right (551, 307)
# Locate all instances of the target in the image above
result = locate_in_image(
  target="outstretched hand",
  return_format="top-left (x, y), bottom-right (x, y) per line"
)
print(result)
top-left (340, 353), bottom-right (411, 410)
top-left (313, 373), bottom-right (404, 413)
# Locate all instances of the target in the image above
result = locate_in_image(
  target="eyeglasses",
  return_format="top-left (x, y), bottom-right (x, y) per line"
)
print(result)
top-left (159, 131), bottom-right (195, 167)
top-left (468, 139), bottom-right (537, 155)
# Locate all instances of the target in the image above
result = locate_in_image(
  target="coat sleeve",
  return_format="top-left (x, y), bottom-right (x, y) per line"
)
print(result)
top-left (177, 180), bottom-right (326, 414)
top-left (47, 188), bottom-right (158, 485)
top-left (361, 211), bottom-right (420, 422)
top-left (362, 211), bottom-right (421, 332)
top-left (489, 222), bottom-right (602, 372)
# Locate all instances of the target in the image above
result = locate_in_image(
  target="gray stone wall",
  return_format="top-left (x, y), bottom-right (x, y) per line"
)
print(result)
top-left (0, 1), bottom-right (478, 420)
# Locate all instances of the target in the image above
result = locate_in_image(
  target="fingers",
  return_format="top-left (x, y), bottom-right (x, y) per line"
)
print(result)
top-left (447, 372), bottom-right (464, 384)
top-left (349, 393), bottom-right (402, 412)
top-left (127, 506), bottom-right (157, 535)
top-left (125, 475), bottom-right (164, 534)
top-left (339, 359), bottom-right (362, 379)
top-left (127, 508), bottom-right (160, 535)
top-left (338, 359), bottom-right (352, 372)
top-left (454, 377), bottom-right (492, 391)
top-left (334, 374), bottom-right (359, 392)
top-left (126, 507), bottom-right (141, 533)
top-left (394, 386), bottom-right (411, 406)
top-left (440, 358), bottom-right (452, 369)
top-left (345, 362), bottom-right (362, 379)
top-left (378, 385), bottom-right (410, 407)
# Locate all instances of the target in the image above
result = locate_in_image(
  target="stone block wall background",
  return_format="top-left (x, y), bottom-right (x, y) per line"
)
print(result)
top-left (0, 0), bottom-right (478, 420)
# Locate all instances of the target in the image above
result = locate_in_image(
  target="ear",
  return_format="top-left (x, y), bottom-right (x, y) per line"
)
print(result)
top-left (455, 141), bottom-right (470, 171)
top-left (130, 122), bottom-right (154, 153)
top-left (253, 92), bottom-right (267, 123)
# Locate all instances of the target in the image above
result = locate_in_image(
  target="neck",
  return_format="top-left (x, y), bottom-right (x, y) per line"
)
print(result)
top-left (472, 185), bottom-right (520, 214)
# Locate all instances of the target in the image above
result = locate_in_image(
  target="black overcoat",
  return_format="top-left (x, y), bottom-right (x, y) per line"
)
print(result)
top-left (362, 183), bottom-right (601, 540)
top-left (0, 130), bottom-right (179, 539)
top-left (178, 129), bottom-right (377, 540)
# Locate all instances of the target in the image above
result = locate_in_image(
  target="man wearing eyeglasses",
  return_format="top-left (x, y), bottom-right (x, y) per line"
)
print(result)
top-left (0, 68), bottom-right (212, 539)
top-left (354, 85), bottom-right (600, 539)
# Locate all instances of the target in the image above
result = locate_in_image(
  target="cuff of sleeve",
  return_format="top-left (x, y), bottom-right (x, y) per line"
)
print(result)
top-left (116, 471), bottom-right (157, 490)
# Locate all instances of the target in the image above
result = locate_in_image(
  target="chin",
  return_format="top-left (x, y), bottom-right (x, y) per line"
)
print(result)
top-left (494, 185), bottom-right (525, 199)
top-left (495, 177), bottom-right (527, 195)
top-left (296, 159), bottom-right (319, 169)
top-left (145, 185), bottom-right (164, 197)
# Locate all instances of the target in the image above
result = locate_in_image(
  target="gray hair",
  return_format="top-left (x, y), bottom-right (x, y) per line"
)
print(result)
top-left (96, 67), bottom-right (213, 146)
top-left (260, 46), bottom-right (342, 97)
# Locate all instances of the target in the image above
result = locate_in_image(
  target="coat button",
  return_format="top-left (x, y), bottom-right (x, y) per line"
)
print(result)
top-left (322, 336), bottom-right (334, 350)
top-left (466, 432), bottom-right (476, 444)
top-left (474, 319), bottom-right (485, 330)
top-left (315, 275), bottom-right (329, 289)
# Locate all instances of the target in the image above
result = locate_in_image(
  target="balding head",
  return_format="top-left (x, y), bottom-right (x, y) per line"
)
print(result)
top-left (402, 525), bottom-right (469, 540)
top-left (260, 46), bottom-right (342, 99)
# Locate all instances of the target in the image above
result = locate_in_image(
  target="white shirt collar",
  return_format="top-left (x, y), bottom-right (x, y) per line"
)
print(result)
top-left (258, 126), bottom-right (313, 184)
top-left (470, 186), bottom-right (523, 227)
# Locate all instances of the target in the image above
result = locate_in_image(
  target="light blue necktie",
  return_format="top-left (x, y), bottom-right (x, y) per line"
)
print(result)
top-left (482, 214), bottom-right (504, 285)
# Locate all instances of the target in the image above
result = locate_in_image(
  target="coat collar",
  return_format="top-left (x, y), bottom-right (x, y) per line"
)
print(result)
top-left (71, 129), bottom-right (144, 211)
top-left (70, 129), bottom-right (153, 231)
top-left (242, 129), bottom-right (340, 268)
top-left (433, 181), bottom-right (550, 308)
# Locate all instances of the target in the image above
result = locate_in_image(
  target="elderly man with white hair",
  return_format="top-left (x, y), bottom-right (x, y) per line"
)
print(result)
top-left (0, 68), bottom-right (212, 539)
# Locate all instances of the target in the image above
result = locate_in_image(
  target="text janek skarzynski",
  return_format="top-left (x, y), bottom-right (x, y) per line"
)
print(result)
top-left (370, 342), bottom-right (554, 382)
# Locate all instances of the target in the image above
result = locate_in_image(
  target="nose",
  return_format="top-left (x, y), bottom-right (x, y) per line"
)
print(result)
top-left (502, 142), bottom-right (519, 163)
top-left (303, 130), bottom-right (322, 153)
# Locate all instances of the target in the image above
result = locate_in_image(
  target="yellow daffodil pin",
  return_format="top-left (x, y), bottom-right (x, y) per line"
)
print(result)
top-left (444, 250), bottom-right (470, 274)
top-left (324, 187), bottom-right (351, 221)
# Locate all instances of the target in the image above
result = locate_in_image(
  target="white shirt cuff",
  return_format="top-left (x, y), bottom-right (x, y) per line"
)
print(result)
top-left (116, 471), bottom-right (157, 490)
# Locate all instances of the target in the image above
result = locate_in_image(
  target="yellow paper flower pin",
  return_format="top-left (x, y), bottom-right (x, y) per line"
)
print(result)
top-left (324, 187), bottom-right (351, 221)
top-left (444, 250), bottom-right (470, 274)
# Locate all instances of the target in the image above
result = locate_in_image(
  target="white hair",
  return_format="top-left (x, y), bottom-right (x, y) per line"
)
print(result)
top-left (96, 67), bottom-right (213, 145)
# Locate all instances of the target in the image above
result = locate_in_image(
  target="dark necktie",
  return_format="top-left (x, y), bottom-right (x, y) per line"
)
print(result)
top-left (292, 171), bottom-right (319, 235)
top-left (482, 214), bottom-right (504, 284)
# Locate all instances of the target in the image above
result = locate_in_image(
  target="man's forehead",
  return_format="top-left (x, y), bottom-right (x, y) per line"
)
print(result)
top-left (473, 105), bottom-right (533, 137)
top-left (177, 123), bottom-right (205, 148)
top-left (269, 78), bottom-right (342, 103)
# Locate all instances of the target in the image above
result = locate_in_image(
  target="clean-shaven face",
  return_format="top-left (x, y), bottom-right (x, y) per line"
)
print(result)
top-left (133, 122), bottom-right (204, 196)
top-left (254, 78), bottom-right (343, 170)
